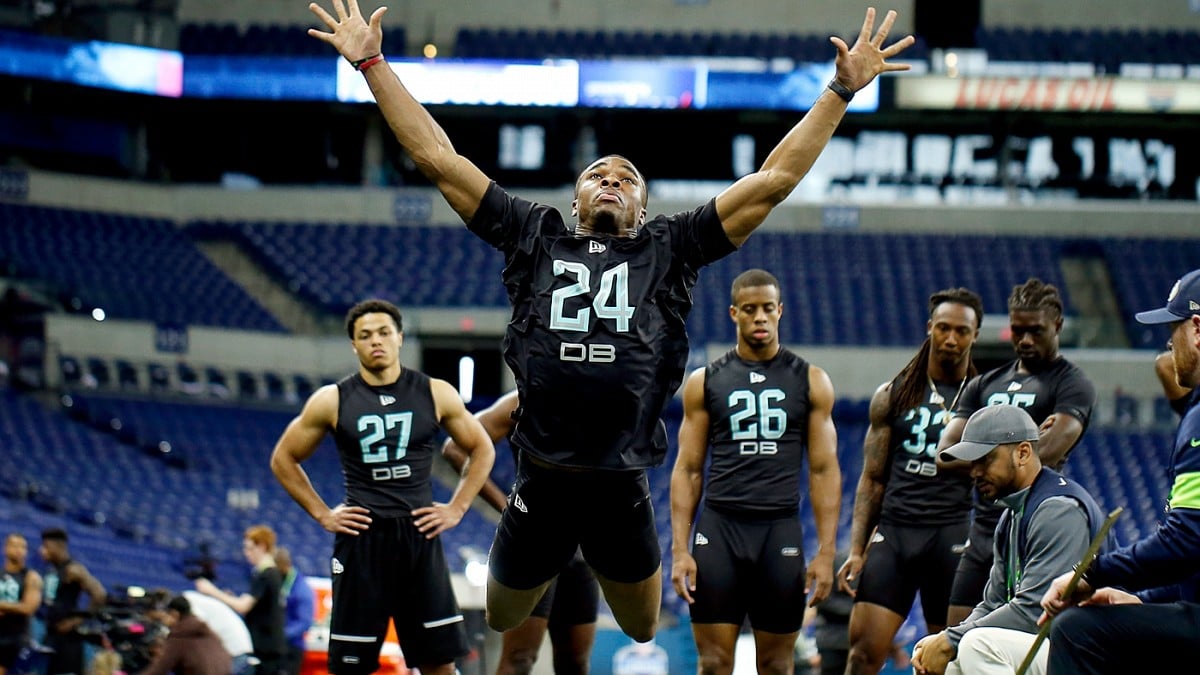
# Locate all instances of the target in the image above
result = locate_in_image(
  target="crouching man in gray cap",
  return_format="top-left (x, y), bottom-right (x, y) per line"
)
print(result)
top-left (910, 405), bottom-right (1112, 675)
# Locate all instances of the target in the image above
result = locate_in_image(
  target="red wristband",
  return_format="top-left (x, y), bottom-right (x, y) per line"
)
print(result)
top-left (356, 54), bottom-right (385, 73)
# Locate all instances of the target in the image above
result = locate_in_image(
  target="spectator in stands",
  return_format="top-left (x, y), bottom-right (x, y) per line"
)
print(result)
top-left (670, 269), bottom-right (841, 674)
top-left (936, 278), bottom-right (1097, 627)
top-left (194, 525), bottom-right (285, 675)
top-left (1, 533), bottom-right (44, 675)
top-left (139, 595), bottom-right (231, 675)
top-left (839, 288), bottom-right (983, 674)
top-left (441, 390), bottom-right (600, 675)
top-left (910, 405), bottom-right (1111, 675)
top-left (273, 548), bottom-right (312, 675)
top-left (39, 528), bottom-right (106, 675)
top-left (270, 299), bottom-right (495, 675)
top-left (1040, 268), bottom-right (1200, 673)
top-left (305, 0), bottom-right (912, 640)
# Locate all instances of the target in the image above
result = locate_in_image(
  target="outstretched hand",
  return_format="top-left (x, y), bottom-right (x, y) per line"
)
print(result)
top-left (830, 7), bottom-right (915, 93)
top-left (308, 0), bottom-right (387, 63)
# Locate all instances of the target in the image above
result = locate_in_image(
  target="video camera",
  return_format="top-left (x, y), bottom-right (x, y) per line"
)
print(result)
top-left (74, 586), bottom-right (168, 672)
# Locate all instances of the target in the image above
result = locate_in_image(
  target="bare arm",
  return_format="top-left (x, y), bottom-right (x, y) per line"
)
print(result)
top-left (669, 368), bottom-right (710, 604)
top-left (934, 415), bottom-right (969, 472)
top-left (308, 0), bottom-right (491, 222)
top-left (440, 390), bottom-right (517, 512)
top-left (0, 569), bottom-right (42, 615)
top-left (839, 382), bottom-right (892, 594)
top-left (413, 379), bottom-right (497, 538)
top-left (1034, 412), bottom-right (1085, 470)
top-left (193, 579), bottom-right (257, 616)
top-left (714, 8), bottom-right (913, 245)
top-left (270, 385), bottom-right (372, 535)
top-left (805, 365), bottom-right (841, 606)
top-left (67, 562), bottom-right (106, 610)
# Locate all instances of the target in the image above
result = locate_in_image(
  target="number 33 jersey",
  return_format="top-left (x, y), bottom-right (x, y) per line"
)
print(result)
top-left (468, 182), bottom-right (736, 470)
top-left (702, 348), bottom-right (811, 517)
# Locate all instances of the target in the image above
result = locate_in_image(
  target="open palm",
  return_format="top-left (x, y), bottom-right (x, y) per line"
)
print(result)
top-left (308, 0), bottom-right (387, 63)
top-left (831, 7), bottom-right (915, 92)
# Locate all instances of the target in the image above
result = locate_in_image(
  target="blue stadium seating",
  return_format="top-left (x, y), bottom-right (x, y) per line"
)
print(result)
top-left (0, 203), bottom-right (285, 332)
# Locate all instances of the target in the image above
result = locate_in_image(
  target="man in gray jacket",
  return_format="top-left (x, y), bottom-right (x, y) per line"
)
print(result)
top-left (910, 405), bottom-right (1110, 675)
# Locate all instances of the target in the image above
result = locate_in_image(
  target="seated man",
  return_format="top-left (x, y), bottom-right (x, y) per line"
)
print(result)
top-left (911, 406), bottom-right (1111, 675)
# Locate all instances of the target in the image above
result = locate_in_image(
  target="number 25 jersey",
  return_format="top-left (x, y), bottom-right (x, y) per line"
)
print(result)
top-left (468, 182), bottom-right (736, 470)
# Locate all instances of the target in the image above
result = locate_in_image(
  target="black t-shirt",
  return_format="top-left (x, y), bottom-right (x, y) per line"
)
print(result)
top-left (954, 356), bottom-right (1097, 526)
top-left (702, 348), bottom-right (812, 518)
top-left (245, 565), bottom-right (284, 660)
top-left (880, 377), bottom-right (973, 526)
top-left (43, 559), bottom-right (82, 627)
top-left (468, 181), bottom-right (736, 470)
top-left (334, 369), bottom-right (441, 517)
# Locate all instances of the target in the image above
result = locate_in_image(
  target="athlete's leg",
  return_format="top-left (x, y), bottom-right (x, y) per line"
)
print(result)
top-left (487, 578), bottom-right (556, 633)
top-left (546, 558), bottom-right (599, 675)
top-left (592, 569), bottom-right (661, 643)
top-left (547, 622), bottom-right (596, 675)
top-left (689, 623), bottom-right (740, 675)
top-left (751, 629), bottom-right (800, 675)
top-left (495, 616), bottom-right (550, 675)
top-left (844, 603), bottom-right (905, 675)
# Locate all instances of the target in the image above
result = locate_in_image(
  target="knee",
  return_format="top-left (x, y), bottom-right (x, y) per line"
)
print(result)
top-left (846, 644), bottom-right (885, 672)
top-left (624, 621), bottom-right (657, 644)
top-left (487, 609), bottom-right (523, 634)
top-left (756, 652), bottom-right (794, 675)
top-left (697, 649), bottom-right (734, 675)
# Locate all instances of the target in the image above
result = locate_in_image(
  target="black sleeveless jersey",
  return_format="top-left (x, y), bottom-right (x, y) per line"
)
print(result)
top-left (334, 369), bottom-right (441, 517)
top-left (0, 566), bottom-right (31, 639)
top-left (701, 348), bottom-right (812, 517)
top-left (880, 378), bottom-right (973, 526)
top-left (468, 181), bottom-right (736, 470)
top-left (43, 559), bottom-right (82, 625)
top-left (954, 356), bottom-right (1096, 525)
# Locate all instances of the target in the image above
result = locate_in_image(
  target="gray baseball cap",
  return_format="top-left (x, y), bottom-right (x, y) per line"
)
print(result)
top-left (939, 405), bottom-right (1040, 463)
top-left (1136, 269), bottom-right (1200, 325)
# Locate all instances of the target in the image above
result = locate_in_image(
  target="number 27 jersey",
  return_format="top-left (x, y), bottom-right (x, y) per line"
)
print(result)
top-left (468, 182), bottom-right (736, 470)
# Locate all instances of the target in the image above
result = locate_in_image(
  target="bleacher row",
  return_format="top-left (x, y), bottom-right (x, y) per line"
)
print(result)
top-left (57, 355), bottom-right (335, 405)
top-left (0, 380), bottom-right (1174, 614)
top-left (175, 22), bottom-right (1198, 70)
top-left (6, 202), bottom-right (1200, 349)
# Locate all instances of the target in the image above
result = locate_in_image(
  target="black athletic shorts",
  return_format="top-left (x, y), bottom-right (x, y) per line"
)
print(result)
top-left (853, 520), bottom-right (970, 627)
top-left (529, 547), bottom-right (599, 628)
top-left (0, 639), bottom-right (22, 669)
top-left (687, 507), bottom-right (807, 634)
top-left (329, 515), bottom-right (467, 673)
top-left (948, 509), bottom-right (999, 608)
top-left (489, 455), bottom-right (660, 590)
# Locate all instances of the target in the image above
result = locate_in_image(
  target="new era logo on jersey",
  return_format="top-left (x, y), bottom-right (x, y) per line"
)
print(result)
top-left (588, 241), bottom-right (607, 254)
top-left (1007, 381), bottom-right (1022, 392)
top-left (749, 372), bottom-right (766, 384)
top-left (513, 493), bottom-right (528, 513)
top-left (331, 558), bottom-right (344, 575)
top-left (694, 532), bottom-right (709, 546)
top-left (1192, 300), bottom-right (1200, 311)
top-left (379, 394), bottom-right (396, 406)
top-left (780, 546), bottom-right (800, 557)
top-left (870, 531), bottom-right (885, 544)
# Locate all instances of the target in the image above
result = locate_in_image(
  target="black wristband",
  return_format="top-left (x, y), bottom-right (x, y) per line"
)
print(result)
top-left (349, 54), bottom-right (381, 70)
top-left (827, 79), bottom-right (855, 103)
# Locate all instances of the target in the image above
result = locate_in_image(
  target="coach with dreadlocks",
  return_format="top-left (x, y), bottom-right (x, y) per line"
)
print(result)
top-left (935, 278), bottom-right (1098, 628)
top-left (838, 288), bottom-right (985, 674)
